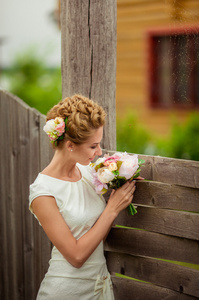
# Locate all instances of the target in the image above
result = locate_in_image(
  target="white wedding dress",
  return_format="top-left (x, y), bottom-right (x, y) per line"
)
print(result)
top-left (29, 163), bottom-right (114, 300)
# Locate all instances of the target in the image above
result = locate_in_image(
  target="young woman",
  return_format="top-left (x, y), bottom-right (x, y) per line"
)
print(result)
top-left (29, 94), bottom-right (136, 300)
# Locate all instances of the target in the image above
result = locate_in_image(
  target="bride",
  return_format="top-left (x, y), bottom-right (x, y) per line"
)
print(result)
top-left (29, 94), bottom-right (136, 299)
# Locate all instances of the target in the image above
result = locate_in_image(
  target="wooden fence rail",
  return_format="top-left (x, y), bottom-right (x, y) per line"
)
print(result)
top-left (1, 89), bottom-right (199, 300)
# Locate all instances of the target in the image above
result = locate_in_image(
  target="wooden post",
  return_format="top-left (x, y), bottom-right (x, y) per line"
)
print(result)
top-left (60, 0), bottom-right (117, 150)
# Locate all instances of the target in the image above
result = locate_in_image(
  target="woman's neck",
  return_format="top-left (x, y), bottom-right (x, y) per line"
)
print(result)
top-left (41, 149), bottom-right (81, 181)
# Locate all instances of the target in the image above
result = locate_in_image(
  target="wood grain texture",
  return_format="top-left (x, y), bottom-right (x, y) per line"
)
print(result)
top-left (140, 154), bottom-right (199, 188)
top-left (111, 276), bottom-right (198, 300)
top-left (27, 108), bottom-right (41, 299)
top-left (105, 227), bottom-right (199, 264)
top-left (60, 0), bottom-right (117, 150)
top-left (106, 252), bottom-right (199, 297)
top-left (0, 90), bottom-right (11, 300)
top-left (115, 207), bottom-right (199, 240)
top-left (134, 180), bottom-right (199, 212)
top-left (0, 90), bottom-right (52, 299)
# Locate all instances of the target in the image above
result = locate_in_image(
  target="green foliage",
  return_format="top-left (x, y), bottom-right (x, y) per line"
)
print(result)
top-left (116, 113), bottom-right (152, 155)
top-left (155, 113), bottom-right (199, 161)
top-left (2, 47), bottom-right (62, 115)
top-left (116, 112), bottom-right (199, 161)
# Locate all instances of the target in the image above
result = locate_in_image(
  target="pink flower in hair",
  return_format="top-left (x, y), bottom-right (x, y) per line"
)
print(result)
top-left (43, 117), bottom-right (66, 143)
top-left (55, 122), bottom-right (65, 136)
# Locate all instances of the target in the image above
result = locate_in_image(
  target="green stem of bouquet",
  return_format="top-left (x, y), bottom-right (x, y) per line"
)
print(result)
top-left (127, 203), bottom-right (137, 216)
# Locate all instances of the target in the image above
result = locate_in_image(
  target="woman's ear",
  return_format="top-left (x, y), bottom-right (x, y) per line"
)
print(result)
top-left (65, 140), bottom-right (74, 152)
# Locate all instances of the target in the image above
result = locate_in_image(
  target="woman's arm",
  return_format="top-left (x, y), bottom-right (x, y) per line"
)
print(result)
top-left (31, 180), bottom-right (136, 268)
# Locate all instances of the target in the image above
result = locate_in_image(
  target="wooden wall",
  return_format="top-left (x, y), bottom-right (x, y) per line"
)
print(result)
top-left (104, 151), bottom-right (199, 299)
top-left (0, 89), bottom-right (53, 300)
top-left (1, 89), bottom-right (199, 299)
top-left (116, 0), bottom-right (199, 136)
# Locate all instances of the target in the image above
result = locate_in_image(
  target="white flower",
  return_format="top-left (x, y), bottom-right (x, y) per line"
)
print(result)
top-left (43, 119), bottom-right (56, 133)
top-left (95, 157), bottom-right (106, 166)
top-left (54, 117), bottom-right (64, 124)
top-left (108, 162), bottom-right (118, 172)
top-left (119, 154), bottom-right (139, 179)
top-left (97, 167), bottom-right (115, 184)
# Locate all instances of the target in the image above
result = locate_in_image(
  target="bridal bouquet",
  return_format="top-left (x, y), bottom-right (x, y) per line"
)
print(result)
top-left (90, 152), bottom-right (145, 215)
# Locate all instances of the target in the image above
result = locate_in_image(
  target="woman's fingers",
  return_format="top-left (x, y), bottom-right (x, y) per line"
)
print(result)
top-left (135, 176), bottom-right (145, 180)
top-left (110, 189), bottom-right (116, 196)
top-left (124, 180), bottom-right (136, 193)
top-left (108, 180), bottom-right (137, 213)
top-left (129, 185), bottom-right (136, 196)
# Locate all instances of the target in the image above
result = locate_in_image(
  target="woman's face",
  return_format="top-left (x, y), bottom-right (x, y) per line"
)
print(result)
top-left (73, 126), bottom-right (103, 165)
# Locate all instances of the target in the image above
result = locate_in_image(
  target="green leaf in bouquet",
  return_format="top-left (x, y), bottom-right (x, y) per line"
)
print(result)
top-left (133, 172), bottom-right (140, 179)
top-left (138, 159), bottom-right (145, 165)
top-left (116, 160), bottom-right (123, 170)
top-left (108, 181), bottom-right (118, 189)
top-left (129, 168), bottom-right (141, 180)
top-left (116, 176), bottom-right (128, 186)
top-left (134, 168), bottom-right (141, 176)
top-left (101, 187), bottom-right (108, 194)
top-left (112, 170), bottom-right (119, 176)
top-left (94, 163), bottom-right (104, 172)
top-left (108, 176), bottom-right (127, 189)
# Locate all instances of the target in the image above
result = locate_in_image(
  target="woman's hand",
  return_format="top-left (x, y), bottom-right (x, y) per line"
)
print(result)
top-left (106, 180), bottom-right (136, 216)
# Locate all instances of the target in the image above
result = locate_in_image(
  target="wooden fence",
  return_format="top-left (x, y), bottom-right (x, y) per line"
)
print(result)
top-left (0, 89), bottom-right (199, 300)
top-left (0, 89), bottom-right (53, 300)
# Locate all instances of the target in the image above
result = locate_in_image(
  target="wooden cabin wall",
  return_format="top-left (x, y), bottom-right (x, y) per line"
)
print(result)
top-left (116, 0), bottom-right (199, 136)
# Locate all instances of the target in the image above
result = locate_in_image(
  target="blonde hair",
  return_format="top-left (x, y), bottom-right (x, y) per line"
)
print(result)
top-left (46, 94), bottom-right (106, 147)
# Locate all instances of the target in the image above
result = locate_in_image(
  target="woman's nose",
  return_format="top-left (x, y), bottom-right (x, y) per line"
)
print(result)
top-left (96, 145), bottom-right (102, 156)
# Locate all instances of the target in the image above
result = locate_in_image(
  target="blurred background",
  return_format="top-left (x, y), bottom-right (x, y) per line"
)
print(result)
top-left (1, 0), bottom-right (199, 160)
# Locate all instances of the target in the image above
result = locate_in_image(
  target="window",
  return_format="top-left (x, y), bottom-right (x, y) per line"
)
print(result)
top-left (147, 27), bottom-right (199, 109)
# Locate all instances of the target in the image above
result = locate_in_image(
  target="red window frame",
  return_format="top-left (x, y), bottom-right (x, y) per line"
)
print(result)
top-left (147, 26), bottom-right (199, 109)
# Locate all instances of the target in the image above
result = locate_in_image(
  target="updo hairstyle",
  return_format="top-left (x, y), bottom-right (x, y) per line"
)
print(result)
top-left (46, 94), bottom-right (106, 147)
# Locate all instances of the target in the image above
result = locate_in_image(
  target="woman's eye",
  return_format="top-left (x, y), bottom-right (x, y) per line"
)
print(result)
top-left (91, 146), bottom-right (97, 149)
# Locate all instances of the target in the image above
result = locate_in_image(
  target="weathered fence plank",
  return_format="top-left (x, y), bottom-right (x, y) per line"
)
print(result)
top-left (0, 90), bottom-right (11, 300)
top-left (106, 252), bottom-right (199, 298)
top-left (115, 207), bottom-right (199, 240)
top-left (151, 156), bottom-right (199, 189)
top-left (0, 90), bottom-right (52, 299)
top-left (133, 181), bottom-right (199, 212)
top-left (28, 108), bottom-right (42, 298)
top-left (111, 276), bottom-right (198, 300)
top-left (105, 228), bottom-right (199, 264)
top-left (139, 154), bottom-right (199, 189)
top-left (8, 94), bottom-right (22, 299)
top-left (17, 99), bottom-right (31, 299)
top-left (39, 114), bottom-right (53, 279)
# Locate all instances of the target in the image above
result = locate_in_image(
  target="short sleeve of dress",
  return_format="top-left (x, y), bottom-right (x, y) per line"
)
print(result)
top-left (29, 177), bottom-right (54, 223)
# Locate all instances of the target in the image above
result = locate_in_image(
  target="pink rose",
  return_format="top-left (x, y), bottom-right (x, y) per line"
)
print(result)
top-left (104, 154), bottom-right (120, 164)
top-left (55, 122), bottom-right (65, 136)
top-left (92, 172), bottom-right (108, 194)
top-left (119, 153), bottom-right (139, 179)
